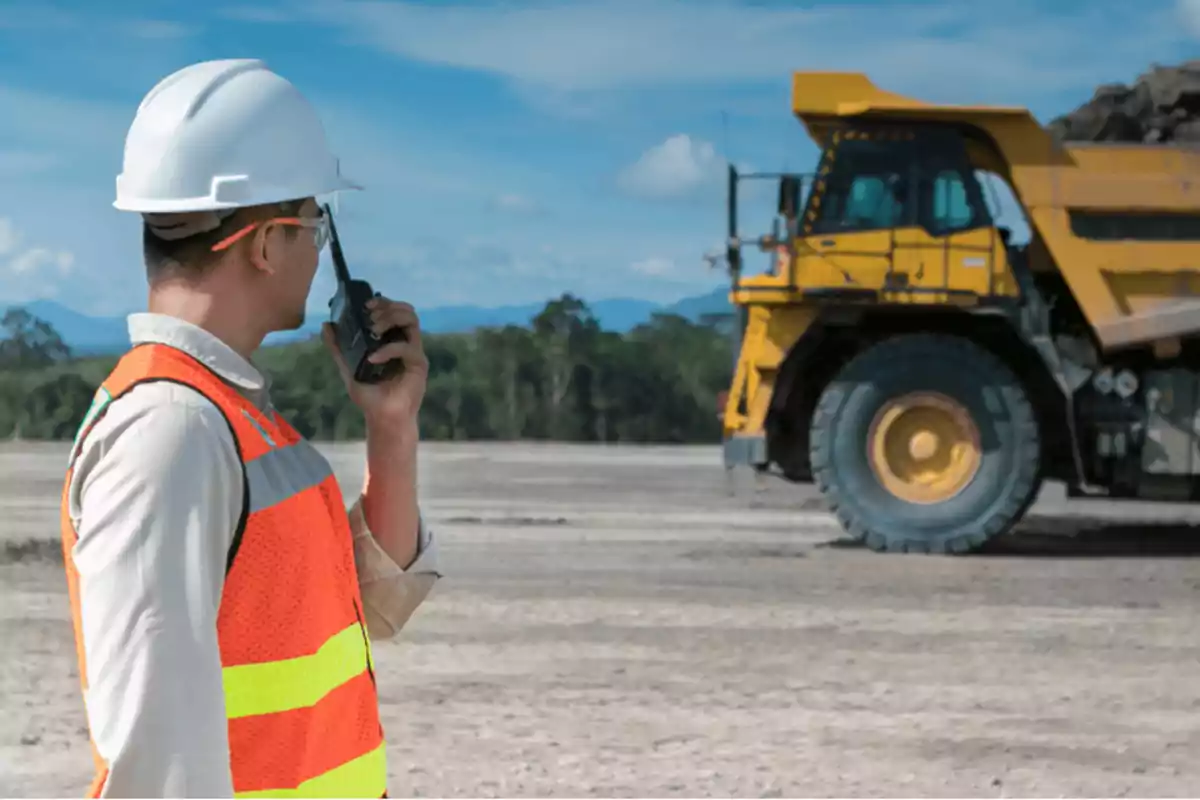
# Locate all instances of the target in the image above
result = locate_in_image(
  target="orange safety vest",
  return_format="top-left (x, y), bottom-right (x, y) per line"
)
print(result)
top-left (59, 342), bottom-right (388, 798)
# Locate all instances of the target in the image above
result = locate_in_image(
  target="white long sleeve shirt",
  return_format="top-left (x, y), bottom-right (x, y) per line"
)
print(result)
top-left (64, 312), bottom-right (439, 798)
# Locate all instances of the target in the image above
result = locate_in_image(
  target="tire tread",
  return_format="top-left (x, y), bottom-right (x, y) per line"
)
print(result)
top-left (809, 333), bottom-right (1041, 555)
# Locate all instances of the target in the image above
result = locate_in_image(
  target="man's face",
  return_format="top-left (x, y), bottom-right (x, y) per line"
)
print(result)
top-left (261, 197), bottom-right (325, 332)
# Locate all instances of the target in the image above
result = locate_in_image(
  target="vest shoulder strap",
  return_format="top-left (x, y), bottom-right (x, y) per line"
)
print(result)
top-left (71, 343), bottom-right (257, 575)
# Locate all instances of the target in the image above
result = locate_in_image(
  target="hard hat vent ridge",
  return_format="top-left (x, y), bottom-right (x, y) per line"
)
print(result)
top-left (183, 59), bottom-right (268, 121)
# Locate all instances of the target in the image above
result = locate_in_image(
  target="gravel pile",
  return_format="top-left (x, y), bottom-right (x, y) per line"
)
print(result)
top-left (1047, 61), bottom-right (1200, 143)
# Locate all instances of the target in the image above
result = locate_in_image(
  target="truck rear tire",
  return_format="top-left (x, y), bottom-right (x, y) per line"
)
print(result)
top-left (809, 333), bottom-right (1041, 553)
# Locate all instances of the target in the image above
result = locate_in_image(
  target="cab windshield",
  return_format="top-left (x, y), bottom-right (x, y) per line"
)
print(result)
top-left (803, 126), bottom-right (992, 236)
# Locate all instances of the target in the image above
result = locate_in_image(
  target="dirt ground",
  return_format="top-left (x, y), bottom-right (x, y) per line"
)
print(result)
top-left (2, 440), bottom-right (1199, 798)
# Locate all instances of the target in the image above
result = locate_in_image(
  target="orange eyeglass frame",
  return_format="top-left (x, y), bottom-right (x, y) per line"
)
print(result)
top-left (211, 210), bottom-right (329, 253)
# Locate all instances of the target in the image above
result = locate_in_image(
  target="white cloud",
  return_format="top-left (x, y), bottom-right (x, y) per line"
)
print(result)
top-left (1181, 0), bottom-right (1200, 37)
top-left (312, 0), bottom-right (1189, 108)
top-left (0, 218), bottom-right (75, 302)
top-left (631, 257), bottom-right (676, 277)
top-left (617, 134), bottom-right (722, 199)
top-left (312, 0), bottom-right (822, 90)
top-left (489, 193), bottom-right (539, 213)
top-left (9, 248), bottom-right (74, 276)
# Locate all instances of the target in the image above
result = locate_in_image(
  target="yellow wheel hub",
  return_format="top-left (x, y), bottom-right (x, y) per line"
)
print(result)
top-left (867, 392), bottom-right (981, 504)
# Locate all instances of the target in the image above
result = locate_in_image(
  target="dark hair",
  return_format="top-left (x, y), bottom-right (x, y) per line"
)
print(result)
top-left (143, 198), bottom-right (305, 281)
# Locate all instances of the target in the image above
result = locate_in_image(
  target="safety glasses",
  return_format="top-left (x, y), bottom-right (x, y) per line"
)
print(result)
top-left (210, 206), bottom-right (330, 253)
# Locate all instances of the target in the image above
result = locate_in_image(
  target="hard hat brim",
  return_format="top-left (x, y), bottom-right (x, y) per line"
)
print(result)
top-left (113, 173), bottom-right (364, 213)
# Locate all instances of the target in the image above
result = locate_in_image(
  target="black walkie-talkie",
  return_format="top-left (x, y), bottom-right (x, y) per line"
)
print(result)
top-left (325, 203), bottom-right (406, 384)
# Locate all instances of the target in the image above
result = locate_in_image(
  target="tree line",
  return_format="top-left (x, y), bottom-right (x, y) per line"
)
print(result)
top-left (0, 295), bottom-right (735, 443)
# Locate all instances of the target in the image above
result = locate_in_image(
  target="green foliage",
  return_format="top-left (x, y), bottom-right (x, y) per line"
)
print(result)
top-left (1, 308), bottom-right (71, 369)
top-left (0, 293), bottom-right (734, 443)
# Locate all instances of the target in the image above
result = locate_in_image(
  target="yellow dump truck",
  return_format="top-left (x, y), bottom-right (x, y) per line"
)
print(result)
top-left (720, 72), bottom-right (1200, 553)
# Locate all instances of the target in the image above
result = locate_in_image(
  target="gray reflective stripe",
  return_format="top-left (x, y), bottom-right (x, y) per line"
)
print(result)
top-left (245, 440), bottom-right (334, 514)
top-left (241, 408), bottom-right (278, 448)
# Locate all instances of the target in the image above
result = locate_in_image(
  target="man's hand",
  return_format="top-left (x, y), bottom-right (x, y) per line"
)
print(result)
top-left (323, 297), bottom-right (426, 569)
top-left (322, 297), bottom-right (428, 431)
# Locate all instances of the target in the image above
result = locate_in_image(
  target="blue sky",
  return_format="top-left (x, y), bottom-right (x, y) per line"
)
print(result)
top-left (0, 0), bottom-right (1197, 317)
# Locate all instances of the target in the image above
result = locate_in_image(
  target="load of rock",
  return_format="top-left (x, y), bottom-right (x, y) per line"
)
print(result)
top-left (1047, 61), bottom-right (1200, 143)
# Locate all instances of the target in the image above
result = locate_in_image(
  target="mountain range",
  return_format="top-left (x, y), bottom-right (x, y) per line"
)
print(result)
top-left (4, 287), bottom-right (732, 356)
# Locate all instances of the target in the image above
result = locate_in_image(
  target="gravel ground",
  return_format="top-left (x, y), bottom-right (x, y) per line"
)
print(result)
top-left (2, 440), bottom-right (1199, 797)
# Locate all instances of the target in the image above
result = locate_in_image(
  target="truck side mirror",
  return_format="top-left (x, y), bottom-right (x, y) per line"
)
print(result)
top-left (778, 176), bottom-right (801, 218)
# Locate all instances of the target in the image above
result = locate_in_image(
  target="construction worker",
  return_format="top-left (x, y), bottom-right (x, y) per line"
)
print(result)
top-left (58, 59), bottom-right (440, 798)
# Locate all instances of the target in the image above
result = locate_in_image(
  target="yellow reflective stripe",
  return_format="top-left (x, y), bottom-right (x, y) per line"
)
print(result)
top-left (234, 742), bottom-right (387, 798)
top-left (222, 623), bottom-right (369, 719)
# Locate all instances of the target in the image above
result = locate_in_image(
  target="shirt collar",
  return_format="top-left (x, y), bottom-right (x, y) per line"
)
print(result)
top-left (126, 312), bottom-right (271, 408)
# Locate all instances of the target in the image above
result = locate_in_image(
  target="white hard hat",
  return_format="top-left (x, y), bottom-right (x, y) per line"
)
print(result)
top-left (114, 58), bottom-right (360, 213)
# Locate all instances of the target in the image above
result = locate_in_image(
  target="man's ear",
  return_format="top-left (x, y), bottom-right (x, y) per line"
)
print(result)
top-left (247, 222), bottom-right (278, 276)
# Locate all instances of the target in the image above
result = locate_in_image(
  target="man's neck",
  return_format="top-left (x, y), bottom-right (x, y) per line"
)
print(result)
top-left (147, 286), bottom-right (266, 362)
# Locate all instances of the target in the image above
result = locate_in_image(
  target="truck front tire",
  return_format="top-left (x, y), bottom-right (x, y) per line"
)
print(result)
top-left (809, 333), bottom-right (1041, 553)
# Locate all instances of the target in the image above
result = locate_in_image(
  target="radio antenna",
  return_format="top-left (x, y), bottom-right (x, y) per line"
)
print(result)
top-left (721, 109), bottom-right (733, 166)
top-left (323, 203), bottom-right (352, 285)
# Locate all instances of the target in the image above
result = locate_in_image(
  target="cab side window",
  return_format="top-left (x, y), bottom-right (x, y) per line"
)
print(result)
top-left (929, 170), bottom-right (975, 231)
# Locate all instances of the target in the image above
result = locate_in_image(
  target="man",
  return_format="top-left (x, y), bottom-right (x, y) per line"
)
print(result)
top-left (58, 58), bottom-right (440, 798)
